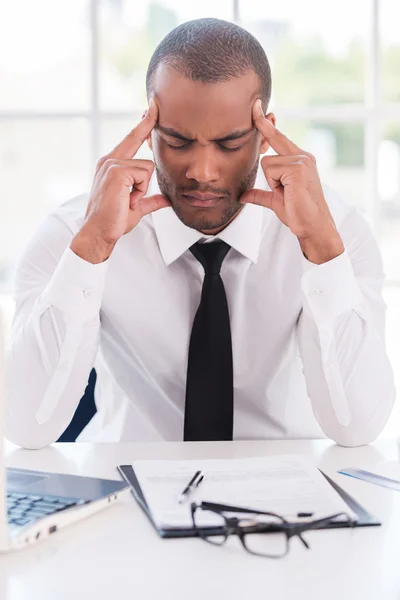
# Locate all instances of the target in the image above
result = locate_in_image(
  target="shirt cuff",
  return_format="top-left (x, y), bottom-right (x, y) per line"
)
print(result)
top-left (38, 247), bottom-right (108, 321)
top-left (301, 250), bottom-right (363, 325)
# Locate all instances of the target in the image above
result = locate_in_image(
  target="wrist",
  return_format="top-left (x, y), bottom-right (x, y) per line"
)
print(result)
top-left (70, 224), bottom-right (117, 264)
top-left (299, 225), bottom-right (344, 265)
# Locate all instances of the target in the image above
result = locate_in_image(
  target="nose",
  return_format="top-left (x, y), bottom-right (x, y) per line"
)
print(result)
top-left (185, 145), bottom-right (220, 183)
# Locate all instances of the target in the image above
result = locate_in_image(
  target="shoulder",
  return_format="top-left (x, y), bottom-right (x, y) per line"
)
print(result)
top-left (49, 193), bottom-right (89, 234)
top-left (321, 183), bottom-right (356, 228)
top-left (322, 182), bottom-right (374, 246)
top-left (322, 183), bottom-right (383, 279)
top-left (321, 181), bottom-right (374, 238)
top-left (15, 193), bottom-right (90, 276)
top-left (26, 193), bottom-right (89, 250)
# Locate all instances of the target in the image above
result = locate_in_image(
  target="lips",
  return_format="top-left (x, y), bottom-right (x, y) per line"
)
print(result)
top-left (182, 193), bottom-right (224, 207)
top-left (184, 193), bottom-right (222, 200)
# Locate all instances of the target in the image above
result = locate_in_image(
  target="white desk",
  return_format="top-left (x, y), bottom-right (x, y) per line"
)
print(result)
top-left (1, 438), bottom-right (400, 600)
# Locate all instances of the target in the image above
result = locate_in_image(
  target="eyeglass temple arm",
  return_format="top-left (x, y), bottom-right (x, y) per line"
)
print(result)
top-left (200, 501), bottom-right (284, 519)
top-left (285, 512), bottom-right (353, 550)
top-left (199, 503), bottom-right (354, 534)
top-left (291, 512), bottom-right (353, 535)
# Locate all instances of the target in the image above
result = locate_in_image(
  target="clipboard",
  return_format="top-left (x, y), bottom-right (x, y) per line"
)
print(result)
top-left (117, 464), bottom-right (381, 539)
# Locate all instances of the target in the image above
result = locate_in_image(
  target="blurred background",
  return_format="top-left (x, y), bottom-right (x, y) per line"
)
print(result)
top-left (0, 0), bottom-right (399, 436)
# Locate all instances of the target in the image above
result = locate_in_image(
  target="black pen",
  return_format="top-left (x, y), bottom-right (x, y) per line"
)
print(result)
top-left (177, 470), bottom-right (204, 504)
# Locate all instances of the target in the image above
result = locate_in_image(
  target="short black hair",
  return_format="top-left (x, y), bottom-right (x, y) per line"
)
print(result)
top-left (146, 18), bottom-right (272, 111)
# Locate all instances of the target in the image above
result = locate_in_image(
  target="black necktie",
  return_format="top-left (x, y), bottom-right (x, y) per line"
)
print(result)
top-left (184, 240), bottom-right (234, 441)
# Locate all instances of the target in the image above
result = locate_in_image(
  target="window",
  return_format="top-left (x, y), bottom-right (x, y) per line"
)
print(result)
top-left (1, 0), bottom-right (399, 436)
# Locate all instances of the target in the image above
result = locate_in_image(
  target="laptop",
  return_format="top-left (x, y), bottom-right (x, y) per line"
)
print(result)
top-left (0, 312), bottom-right (129, 552)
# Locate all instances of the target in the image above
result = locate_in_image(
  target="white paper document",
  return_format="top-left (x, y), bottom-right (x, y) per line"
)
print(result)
top-left (132, 454), bottom-right (358, 529)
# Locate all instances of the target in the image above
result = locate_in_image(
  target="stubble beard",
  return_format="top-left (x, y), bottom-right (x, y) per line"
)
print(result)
top-left (153, 160), bottom-right (259, 232)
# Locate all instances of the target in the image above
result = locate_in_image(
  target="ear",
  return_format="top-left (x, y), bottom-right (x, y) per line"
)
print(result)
top-left (260, 112), bottom-right (276, 154)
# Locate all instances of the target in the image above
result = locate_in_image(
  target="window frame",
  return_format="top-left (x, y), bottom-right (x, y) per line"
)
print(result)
top-left (0, 0), bottom-right (398, 275)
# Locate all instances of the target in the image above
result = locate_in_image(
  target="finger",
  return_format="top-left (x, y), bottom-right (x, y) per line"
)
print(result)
top-left (101, 164), bottom-right (152, 210)
top-left (102, 163), bottom-right (152, 187)
top-left (126, 166), bottom-right (158, 208)
top-left (135, 193), bottom-right (172, 217)
top-left (240, 187), bottom-right (287, 226)
top-left (239, 188), bottom-right (275, 209)
top-left (98, 157), bottom-right (155, 175)
top-left (260, 154), bottom-right (311, 167)
top-left (260, 160), bottom-right (288, 192)
top-left (108, 97), bottom-right (158, 160)
top-left (261, 159), bottom-right (309, 193)
top-left (252, 99), bottom-right (303, 156)
top-left (260, 154), bottom-right (309, 188)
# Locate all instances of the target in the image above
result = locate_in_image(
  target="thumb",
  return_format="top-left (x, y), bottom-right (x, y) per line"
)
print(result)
top-left (240, 188), bottom-right (274, 209)
top-left (138, 193), bottom-right (172, 216)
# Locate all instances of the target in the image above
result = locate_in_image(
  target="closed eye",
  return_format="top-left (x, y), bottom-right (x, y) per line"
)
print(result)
top-left (166, 141), bottom-right (191, 150)
top-left (166, 141), bottom-right (242, 152)
top-left (220, 145), bottom-right (242, 152)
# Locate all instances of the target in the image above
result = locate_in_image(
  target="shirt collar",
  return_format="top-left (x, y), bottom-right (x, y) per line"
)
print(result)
top-left (151, 161), bottom-right (271, 266)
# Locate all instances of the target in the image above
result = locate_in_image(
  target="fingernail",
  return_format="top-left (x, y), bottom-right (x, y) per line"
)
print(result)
top-left (148, 97), bottom-right (154, 111)
top-left (257, 99), bottom-right (263, 116)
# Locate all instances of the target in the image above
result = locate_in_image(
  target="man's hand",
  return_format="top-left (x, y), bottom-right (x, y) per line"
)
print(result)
top-left (240, 99), bottom-right (345, 264)
top-left (71, 98), bottom-right (170, 263)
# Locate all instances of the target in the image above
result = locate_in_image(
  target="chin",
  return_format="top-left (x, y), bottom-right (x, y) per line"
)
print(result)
top-left (172, 200), bottom-right (242, 232)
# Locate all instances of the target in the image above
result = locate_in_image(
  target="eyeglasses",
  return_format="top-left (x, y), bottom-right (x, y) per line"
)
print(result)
top-left (190, 501), bottom-right (355, 559)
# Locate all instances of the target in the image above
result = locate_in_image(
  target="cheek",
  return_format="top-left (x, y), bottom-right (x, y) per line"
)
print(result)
top-left (152, 136), bottom-right (185, 175)
top-left (246, 138), bottom-right (262, 163)
top-left (231, 144), bottom-right (259, 177)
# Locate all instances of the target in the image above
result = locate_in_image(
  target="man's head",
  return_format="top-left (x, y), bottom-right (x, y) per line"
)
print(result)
top-left (145, 18), bottom-right (275, 234)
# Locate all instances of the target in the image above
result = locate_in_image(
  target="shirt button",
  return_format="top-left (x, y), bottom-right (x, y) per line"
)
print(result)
top-left (83, 289), bottom-right (93, 299)
top-left (59, 362), bottom-right (69, 372)
top-left (309, 288), bottom-right (322, 298)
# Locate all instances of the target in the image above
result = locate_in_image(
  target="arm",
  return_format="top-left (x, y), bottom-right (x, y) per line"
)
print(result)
top-left (5, 209), bottom-right (107, 449)
top-left (241, 99), bottom-right (395, 446)
top-left (297, 209), bottom-right (395, 446)
top-left (5, 98), bottom-right (170, 449)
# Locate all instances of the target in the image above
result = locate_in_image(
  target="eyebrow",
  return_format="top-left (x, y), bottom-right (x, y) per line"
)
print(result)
top-left (156, 125), bottom-right (253, 143)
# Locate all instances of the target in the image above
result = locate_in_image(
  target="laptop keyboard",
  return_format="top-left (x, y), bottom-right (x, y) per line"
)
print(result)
top-left (7, 491), bottom-right (88, 528)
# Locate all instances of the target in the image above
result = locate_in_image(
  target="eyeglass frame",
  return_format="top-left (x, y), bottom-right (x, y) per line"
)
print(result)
top-left (190, 500), bottom-right (356, 558)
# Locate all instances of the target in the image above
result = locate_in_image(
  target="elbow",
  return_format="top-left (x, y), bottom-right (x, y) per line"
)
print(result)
top-left (5, 425), bottom-right (60, 450)
top-left (326, 391), bottom-right (396, 448)
top-left (5, 378), bottom-right (81, 449)
top-left (5, 408), bottom-right (65, 450)
top-left (330, 428), bottom-right (385, 448)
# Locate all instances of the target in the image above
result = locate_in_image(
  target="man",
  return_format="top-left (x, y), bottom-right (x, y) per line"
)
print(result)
top-left (5, 18), bottom-right (395, 449)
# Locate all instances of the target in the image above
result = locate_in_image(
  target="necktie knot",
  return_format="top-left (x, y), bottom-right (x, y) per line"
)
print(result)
top-left (190, 241), bottom-right (231, 275)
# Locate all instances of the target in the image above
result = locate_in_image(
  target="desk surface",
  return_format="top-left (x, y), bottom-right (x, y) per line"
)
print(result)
top-left (1, 438), bottom-right (400, 600)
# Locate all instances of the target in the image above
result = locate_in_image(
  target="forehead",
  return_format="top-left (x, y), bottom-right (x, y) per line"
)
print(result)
top-left (152, 64), bottom-right (260, 138)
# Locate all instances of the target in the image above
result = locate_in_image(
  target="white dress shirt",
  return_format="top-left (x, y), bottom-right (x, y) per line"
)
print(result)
top-left (5, 164), bottom-right (395, 449)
